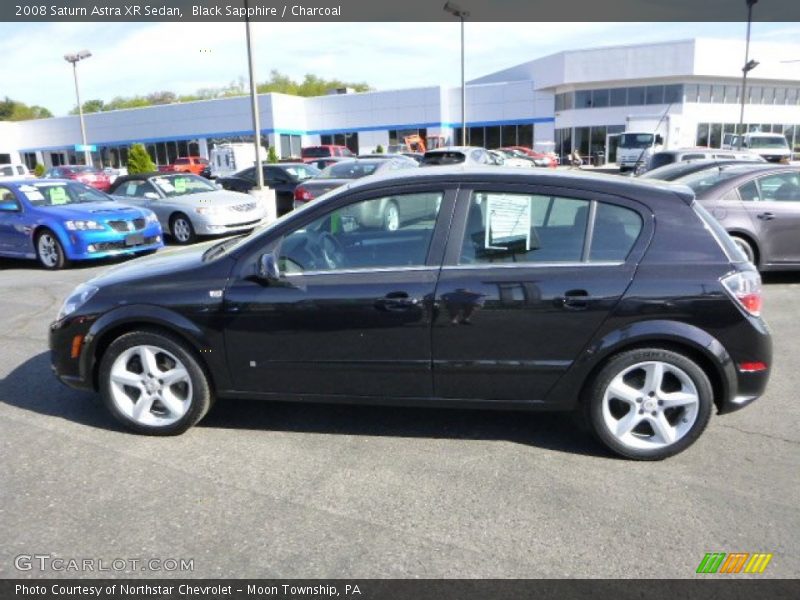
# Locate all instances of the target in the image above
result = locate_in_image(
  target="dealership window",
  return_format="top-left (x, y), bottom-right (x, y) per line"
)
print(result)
top-left (710, 123), bottom-right (723, 148)
top-left (724, 85), bottom-right (739, 104)
top-left (22, 152), bottom-right (37, 170)
top-left (501, 125), bottom-right (517, 146)
top-left (696, 123), bottom-right (710, 147)
top-left (485, 126), bottom-right (501, 149)
top-left (555, 128), bottom-right (571, 162)
top-left (574, 127), bottom-right (590, 157)
top-left (628, 87), bottom-right (646, 105)
top-left (748, 86), bottom-right (763, 104)
top-left (762, 87), bottom-right (776, 105)
top-left (518, 125), bottom-right (534, 148)
top-left (592, 89), bottom-right (610, 108)
top-left (697, 85), bottom-right (712, 103)
top-left (177, 140), bottom-right (189, 157)
top-left (789, 88), bottom-right (800, 106)
top-left (645, 86), bottom-right (664, 105)
top-left (590, 126), bottom-right (607, 161)
top-left (663, 84), bottom-right (683, 104)
top-left (607, 88), bottom-right (625, 107)
top-left (684, 84), bottom-right (698, 103)
top-left (280, 134), bottom-right (302, 157)
top-left (469, 127), bottom-right (485, 148)
top-left (575, 90), bottom-right (592, 108)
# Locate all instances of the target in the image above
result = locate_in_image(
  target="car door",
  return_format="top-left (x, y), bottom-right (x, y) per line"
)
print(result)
top-left (738, 171), bottom-right (800, 264)
top-left (0, 186), bottom-right (28, 254)
top-left (113, 179), bottom-right (167, 226)
top-left (432, 184), bottom-right (650, 403)
top-left (222, 184), bottom-right (457, 398)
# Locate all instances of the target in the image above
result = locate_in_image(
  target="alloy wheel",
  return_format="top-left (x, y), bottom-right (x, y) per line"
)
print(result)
top-left (37, 233), bottom-right (59, 267)
top-left (173, 218), bottom-right (192, 243)
top-left (601, 360), bottom-right (700, 451)
top-left (108, 344), bottom-right (193, 427)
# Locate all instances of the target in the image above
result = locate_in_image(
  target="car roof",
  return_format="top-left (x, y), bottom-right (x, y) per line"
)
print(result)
top-left (691, 164), bottom-right (800, 191)
top-left (425, 146), bottom-right (482, 154)
top-left (327, 165), bottom-right (696, 205)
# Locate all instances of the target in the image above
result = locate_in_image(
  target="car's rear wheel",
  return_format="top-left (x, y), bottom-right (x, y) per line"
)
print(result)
top-left (586, 348), bottom-right (713, 460)
top-left (35, 229), bottom-right (68, 270)
top-left (99, 331), bottom-right (213, 435)
top-left (731, 235), bottom-right (756, 265)
top-left (170, 213), bottom-right (196, 244)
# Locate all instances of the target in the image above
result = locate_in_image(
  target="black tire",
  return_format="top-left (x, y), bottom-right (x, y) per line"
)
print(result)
top-left (35, 228), bottom-right (69, 270)
top-left (585, 348), bottom-right (713, 460)
top-left (731, 235), bottom-right (757, 266)
top-left (170, 213), bottom-right (196, 245)
top-left (98, 330), bottom-right (213, 435)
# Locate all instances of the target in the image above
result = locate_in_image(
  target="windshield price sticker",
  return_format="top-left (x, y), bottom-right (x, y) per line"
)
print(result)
top-left (49, 187), bottom-right (69, 205)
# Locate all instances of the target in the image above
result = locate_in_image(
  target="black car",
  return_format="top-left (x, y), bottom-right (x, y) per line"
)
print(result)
top-left (668, 164), bottom-right (800, 270)
top-left (50, 168), bottom-right (771, 460)
top-left (217, 163), bottom-right (320, 216)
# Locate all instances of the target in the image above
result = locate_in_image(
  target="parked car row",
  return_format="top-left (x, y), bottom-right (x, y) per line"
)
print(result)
top-left (640, 161), bottom-right (800, 271)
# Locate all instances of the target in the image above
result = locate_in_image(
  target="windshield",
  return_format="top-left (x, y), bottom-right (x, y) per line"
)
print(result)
top-left (421, 151), bottom-right (466, 166)
top-left (318, 161), bottom-right (379, 179)
top-left (302, 147), bottom-right (331, 158)
top-left (282, 165), bottom-right (319, 181)
top-left (150, 174), bottom-right (216, 197)
top-left (619, 134), bottom-right (655, 149)
top-left (748, 136), bottom-right (789, 150)
top-left (18, 181), bottom-right (110, 207)
top-left (640, 161), bottom-right (718, 181)
top-left (65, 166), bottom-right (100, 174)
top-left (674, 166), bottom-right (753, 193)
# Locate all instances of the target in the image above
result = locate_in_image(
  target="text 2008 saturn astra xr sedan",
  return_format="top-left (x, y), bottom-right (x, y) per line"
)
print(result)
top-left (50, 168), bottom-right (772, 460)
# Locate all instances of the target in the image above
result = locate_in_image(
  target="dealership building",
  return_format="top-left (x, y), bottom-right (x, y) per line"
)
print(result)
top-left (2, 37), bottom-right (800, 169)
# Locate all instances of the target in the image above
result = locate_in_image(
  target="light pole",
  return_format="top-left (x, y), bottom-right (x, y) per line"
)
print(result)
top-left (244, 0), bottom-right (265, 192)
top-left (64, 50), bottom-right (92, 166)
top-left (444, 2), bottom-right (469, 146)
top-left (737, 0), bottom-right (758, 149)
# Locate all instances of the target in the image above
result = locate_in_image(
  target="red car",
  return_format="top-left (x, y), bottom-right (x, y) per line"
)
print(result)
top-left (159, 156), bottom-right (209, 175)
top-left (301, 145), bottom-right (354, 162)
top-left (504, 146), bottom-right (558, 168)
top-left (43, 165), bottom-right (111, 191)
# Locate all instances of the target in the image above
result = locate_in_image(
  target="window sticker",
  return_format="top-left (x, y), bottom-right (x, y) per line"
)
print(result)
top-left (153, 178), bottom-right (175, 193)
top-left (49, 187), bottom-right (69, 205)
top-left (19, 185), bottom-right (38, 193)
top-left (125, 183), bottom-right (138, 196)
top-left (174, 178), bottom-right (187, 193)
top-left (486, 194), bottom-right (533, 251)
top-left (24, 191), bottom-right (45, 202)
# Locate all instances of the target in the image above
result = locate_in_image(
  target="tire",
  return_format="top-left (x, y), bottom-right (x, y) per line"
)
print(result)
top-left (731, 235), bottom-right (757, 266)
top-left (35, 229), bottom-right (69, 270)
top-left (383, 200), bottom-right (400, 231)
top-left (98, 330), bottom-right (213, 435)
top-left (585, 348), bottom-right (713, 460)
top-left (170, 213), bottom-right (196, 244)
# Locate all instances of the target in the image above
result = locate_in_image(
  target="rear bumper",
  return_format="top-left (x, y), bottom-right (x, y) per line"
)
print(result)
top-left (717, 317), bottom-right (772, 414)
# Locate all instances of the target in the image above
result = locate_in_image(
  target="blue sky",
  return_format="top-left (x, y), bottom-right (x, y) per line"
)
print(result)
top-left (1, 21), bottom-right (799, 116)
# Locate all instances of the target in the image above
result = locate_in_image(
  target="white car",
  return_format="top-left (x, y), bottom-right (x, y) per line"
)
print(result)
top-left (0, 163), bottom-right (33, 179)
top-left (108, 172), bottom-right (267, 244)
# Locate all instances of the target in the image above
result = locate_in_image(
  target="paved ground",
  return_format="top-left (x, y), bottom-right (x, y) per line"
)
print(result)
top-left (0, 252), bottom-right (797, 579)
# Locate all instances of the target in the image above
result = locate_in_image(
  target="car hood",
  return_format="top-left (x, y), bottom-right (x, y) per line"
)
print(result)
top-left (40, 201), bottom-right (148, 219)
top-left (88, 240), bottom-right (220, 288)
top-left (160, 190), bottom-right (253, 206)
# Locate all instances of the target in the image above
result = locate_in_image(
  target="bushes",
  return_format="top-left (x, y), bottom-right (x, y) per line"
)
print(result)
top-left (127, 143), bottom-right (155, 174)
top-left (33, 164), bottom-right (45, 177)
top-left (267, 146), bottom-right (279, 164)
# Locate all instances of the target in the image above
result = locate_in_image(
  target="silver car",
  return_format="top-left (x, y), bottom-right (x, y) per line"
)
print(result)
top-left (108, 172), bottom-right (266, 244)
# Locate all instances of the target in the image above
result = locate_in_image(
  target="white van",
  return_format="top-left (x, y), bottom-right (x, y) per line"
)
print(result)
top-left (210, 143), bottom-right (267, 179)
top-left (0, 163), bottom-right (32, 179)
top-left (723, 133), bottom-right (791, 163)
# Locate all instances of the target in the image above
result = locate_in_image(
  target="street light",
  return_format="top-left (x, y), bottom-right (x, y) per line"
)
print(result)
top-left (443, 2), bottom-right (469, 146)
top-left (737, 0), bottom-right (758, 149)
top-left (243, 0), bottom-right (264, 193)
top-left (64, 49), bottom-right (92, 166)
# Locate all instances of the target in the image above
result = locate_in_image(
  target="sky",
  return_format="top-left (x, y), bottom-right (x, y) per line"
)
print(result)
top-left (1, 21), bottom-right (799, 116)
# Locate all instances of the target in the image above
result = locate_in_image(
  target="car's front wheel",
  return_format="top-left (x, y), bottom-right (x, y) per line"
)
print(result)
top-left (98, 330), bottom-right (213, 435)
top-left (586, 348), bottom-right (713, 460)
top-left (35, 229), bottom-right (68, 270)
top-left (170, 213), bottom-right (196, 244)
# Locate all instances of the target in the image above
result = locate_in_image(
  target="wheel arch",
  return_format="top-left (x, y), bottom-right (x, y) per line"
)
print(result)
top-left (726, 229), bottom-right (760, 266)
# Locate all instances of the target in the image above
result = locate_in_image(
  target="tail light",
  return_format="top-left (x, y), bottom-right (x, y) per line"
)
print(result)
top-left (721, 271), bottom-right (762, 317)
top-left (294, 187), bottom-right (313, 202)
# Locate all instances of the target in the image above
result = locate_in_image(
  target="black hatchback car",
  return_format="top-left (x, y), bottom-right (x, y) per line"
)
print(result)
top-left (50, 168), bottom-right (771, 460)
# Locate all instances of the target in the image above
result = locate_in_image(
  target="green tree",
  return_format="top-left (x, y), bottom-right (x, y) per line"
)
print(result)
top-left (71, 99), bottom-right (105, 114)
top-left (375, 144), bottom-right (385, 154)
top-left (0, 96), bottom-right (52, 121)
top-left (267, 146), bottom-right (279, 164)
top-left (34, 164), bottom-right (45, 177)
top-left (127, 143), bottom-right (156, 174)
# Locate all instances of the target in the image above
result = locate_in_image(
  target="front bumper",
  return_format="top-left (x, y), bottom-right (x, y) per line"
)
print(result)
top-left (63, 224), bottom-right (164, 260)
top-left (49, 315), bottom-right (96, 392)
top-left (193, 212), bottom-right (267, 236)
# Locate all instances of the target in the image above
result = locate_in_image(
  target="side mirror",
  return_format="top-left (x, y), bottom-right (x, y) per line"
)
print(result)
top-left (655, 135), bottom-right (664, 145)
top-left (144, 192), bottom-right (160, 200)
top-left (258, 252), bottom-right (281, 282)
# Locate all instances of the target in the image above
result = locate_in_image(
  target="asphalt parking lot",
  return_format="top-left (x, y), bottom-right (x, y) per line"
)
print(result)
top-left (0, 252), bottom-right (798, 579)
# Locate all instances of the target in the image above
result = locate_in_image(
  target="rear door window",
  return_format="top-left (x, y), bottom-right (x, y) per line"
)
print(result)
top-left (756, 172), bottom-right (800, 202)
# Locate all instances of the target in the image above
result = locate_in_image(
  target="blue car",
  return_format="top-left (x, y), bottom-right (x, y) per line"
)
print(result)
top-left (0, 179), bottom-right (164, 269)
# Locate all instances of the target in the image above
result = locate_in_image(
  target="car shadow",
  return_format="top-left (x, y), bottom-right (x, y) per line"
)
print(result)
top-left (762, 271), bottom-right (800, 285)
top-left (2, 351), bottom-right (610, 458)
top-left (0, 255), bottom-right (134, 271)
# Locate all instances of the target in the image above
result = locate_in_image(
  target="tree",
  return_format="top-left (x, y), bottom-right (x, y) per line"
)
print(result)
top-left (375, 144), bottom-right (385, 154)
top-left (127, 143), bottom-right (156, 174)
top-left (34, 164), bottom-right (45, 177)
top-left (267, 146), bottom-right (279, 164)
top-left (71, 99), bottom-right (105, 114)
top-left (0, 96), bottom-right (52, 121)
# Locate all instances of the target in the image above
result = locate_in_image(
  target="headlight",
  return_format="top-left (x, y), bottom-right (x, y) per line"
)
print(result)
top-left (145, 211), bottom-right (159, 224)
top-left (65, 220), bottom-right (105, 231)
top-left (195, 206), bottom-right (221, 215)
top-left (57, 283), bottom-right (99, 321)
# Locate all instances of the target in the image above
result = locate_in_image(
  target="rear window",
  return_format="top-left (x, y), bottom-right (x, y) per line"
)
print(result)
top-left (174, 158), bottom-right (190, 165)
top-left (421, 151), bottom-right (466, 166)
top-left (692, 202), bottom-right (744, 262)
top-left (319, 161), bottom-right (379, 179)
top-left (649, 154), bottom-right (676, 170)
top-left (302, 147), bottom-right (331, 158)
